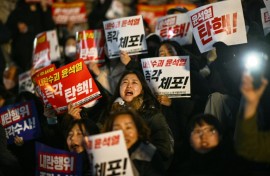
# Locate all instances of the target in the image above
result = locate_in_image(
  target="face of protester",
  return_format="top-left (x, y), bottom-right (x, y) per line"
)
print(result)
top-left (190, 122), bottom-right (220, 154)
top-left (119, 73), bottom-right (143, 103)
top-left (158, 43), bottom-right (177, 56)
top-left (65, 38), bottom-right (76, 59)
top-left (67, 124), bottom-right (85, 153)
top-left (112, 114), bottom-right (139, 149)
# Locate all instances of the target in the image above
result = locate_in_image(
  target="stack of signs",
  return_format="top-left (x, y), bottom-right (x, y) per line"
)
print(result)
top-left (85, 130), bottom-right (134, 176)
top-left (36, 142), bottom-right (82, 176)
top-left (35, 59), bottom-right (102, 114)
top-left (141, 56), bottom-right (191, 98)
top-left (76, 29), bottom-right (105, 64)
top-left (51, 1), bottom-right (87, 25)
top-left (155, 13), bottom-right (193, 46)
top-left (187, 0), bottom-right (247, 53)
top-left (103, 15), bottom-right (147, 59)
top-left (0, 100), bottom-right (41, 144)
top-left (32, 30), bottom-right (60, 69)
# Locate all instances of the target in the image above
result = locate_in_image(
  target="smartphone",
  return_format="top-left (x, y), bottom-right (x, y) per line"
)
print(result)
top-left (245, 52), bottom-right (268, 89)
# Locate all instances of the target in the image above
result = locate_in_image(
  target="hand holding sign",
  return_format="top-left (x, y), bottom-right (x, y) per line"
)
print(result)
top-left (120, 50), bottom-right (131, 65)
top-left (67, 103), bottom-right (82, 120)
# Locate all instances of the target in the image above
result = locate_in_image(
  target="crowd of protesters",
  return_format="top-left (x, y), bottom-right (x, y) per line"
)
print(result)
top-left (1, 0), bottom-right (270, 175)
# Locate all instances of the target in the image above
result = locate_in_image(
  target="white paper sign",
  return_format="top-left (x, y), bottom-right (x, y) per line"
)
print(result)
top-left (155, 13), bottom-right (193, 46)
top-left (33, 30), bottom-right (60, 68)
top-left (264, 0), bottom-right (270, 14)
top-left (103, 15), bottom-right (147, 59)
top-left (261, 8), bottom-right (270, 36)
top-left (85, 130), bottom-right (134, 176)
top-left (141, 56), bottom-right (191, 98)
top-left (187, 0), bottom-right (247, 53)
top-left (19, 70), bottom-right (35, 94)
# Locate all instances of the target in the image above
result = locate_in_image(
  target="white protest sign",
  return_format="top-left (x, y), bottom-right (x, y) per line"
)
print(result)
top-left (85, 130), bottom-right (134, 176)
top-left (187, 0), bottom-right (247, 53)
top-left (103, 15), bottom-right (147, 59)
top-left (264, 0), bottom-right (270, 14)
top-left (19, 70), bottom-right (35, 94)
top-left (141, 56), bottom-right (191, 98)
top-left (46, 30), bottom-right (61, 62)
top-left (261, 8), bottom-right (270, 36)
top-left (33, 30), bottom-right (60, 69)
top-left (155, 13), bottom-right (193, 46)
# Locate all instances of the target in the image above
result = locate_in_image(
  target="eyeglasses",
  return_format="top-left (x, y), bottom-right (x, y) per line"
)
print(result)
top-left (191, 127), bottom-right (217, 138)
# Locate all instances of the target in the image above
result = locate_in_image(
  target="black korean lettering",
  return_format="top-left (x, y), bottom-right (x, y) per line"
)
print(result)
top-left (158, 77), bottom-right (172, 89)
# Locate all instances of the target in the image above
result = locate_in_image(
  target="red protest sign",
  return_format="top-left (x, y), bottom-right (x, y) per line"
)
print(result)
top-left (76, 30), bottom-right (105, 64)
top-left (51, 2), bottom-right (87, 25)
top-left (35, 59), bottom-right (102, 114)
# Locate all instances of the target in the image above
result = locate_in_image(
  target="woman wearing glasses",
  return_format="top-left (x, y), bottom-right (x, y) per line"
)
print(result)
top-left (176, 113), bottom-right (243, 175)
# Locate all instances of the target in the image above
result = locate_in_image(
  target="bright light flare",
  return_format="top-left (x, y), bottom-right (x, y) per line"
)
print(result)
top-left (244, 52), bottom-right (262, 71)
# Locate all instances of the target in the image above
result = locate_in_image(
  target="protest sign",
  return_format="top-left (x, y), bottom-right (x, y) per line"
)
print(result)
top-left (261, 8), bottom-right (270, 36)
top-left (76, 30), bottom-right (105, 64)
top-left (36, 59), bottom-right (102, 114)
top-left (36, 142), bottom-right (82, 176)
top-left (137, 3), bottom-right (197, 32)
top-left (19, 70), bottom-right (35, 94)
top-left (0, 100), bottom-right (41, 144)
top-left (85, 130), bottom-right (134, 176)
top-left (264, 0), bottom-right (270, 14)
top-left (103, 15), bottom-right (147, 59)
top-left (141, 56), bottom-right (191, 98)
top-left (187, 0), bottom-right (247, 53)
top-left (52, 2), bottom-right (87, 25)
top-left (155, 13), bottom-right (192, 46)
top-left (33, 30), bottom-right (60, 69)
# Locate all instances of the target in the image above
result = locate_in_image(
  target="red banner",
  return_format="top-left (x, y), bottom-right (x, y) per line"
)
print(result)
top-left (52, 2), bottom-right (87, 25)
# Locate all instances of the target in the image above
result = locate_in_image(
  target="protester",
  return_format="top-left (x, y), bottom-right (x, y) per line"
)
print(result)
top-left (103, 109), bottom-right (166, 176)
top-left (235, 73), bottom-right (270, 163)
top-left (156, 40), bottom-right (210, 140)
top-left (6, 0), bottom-right (55, 72)
top-left (176, 113), bottom-right (240, 175)
top-left (65, 118), bottom-right (100, 176)
top-left (99, 69), bottom-right (174, 170)
top-left (0, 123), bottom-right (23, 176)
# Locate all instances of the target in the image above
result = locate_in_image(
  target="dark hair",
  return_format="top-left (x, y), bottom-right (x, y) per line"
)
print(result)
top-left (156, 40), bottom-right (187, 57)
top-left (112, 70), bottom-right (160, 111)
top-left (65, 118), bottom-right (100, 139)
top-left (102, 109), bottom-right (150, 142)
top-left (166, 7), bottom-right (188, 14)
top-left (187, 113), bottom-right (223, 138)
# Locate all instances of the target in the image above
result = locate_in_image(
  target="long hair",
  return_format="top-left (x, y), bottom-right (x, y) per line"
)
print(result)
top-left (99, 69), bottom-right (160, 123)
top-left (113, 70), bottom-right (160, 111)
top-left (65, 118), bottom-right (100, 138)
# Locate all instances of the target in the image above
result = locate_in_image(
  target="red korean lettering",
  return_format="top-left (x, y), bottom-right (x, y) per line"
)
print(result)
top-left (198, 21), bottom-right (212, 45)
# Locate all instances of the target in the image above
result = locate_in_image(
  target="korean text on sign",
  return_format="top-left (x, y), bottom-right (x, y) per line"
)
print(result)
top-left (155, 13), bottom-right (192, 46)
top-left (36, 142), bottom-right (82, 175)
top-left (187, 0), bottom-right (247, 53)
top-left (103, 15), bottom-right (147, 59)
top-left (0, 101), bottom-right (41, 144)
top-left (85, 130), bottom-right (134, 176)
top-left (141, 56), bottom-right (191, 98)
